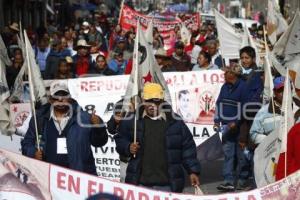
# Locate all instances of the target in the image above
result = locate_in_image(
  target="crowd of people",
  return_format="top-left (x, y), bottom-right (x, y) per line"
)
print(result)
top-left (2, 3), bottom-right (300, 195)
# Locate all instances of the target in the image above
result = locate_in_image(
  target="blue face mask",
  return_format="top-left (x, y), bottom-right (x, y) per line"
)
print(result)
top-left (242, 67), bottom-right (252, 75)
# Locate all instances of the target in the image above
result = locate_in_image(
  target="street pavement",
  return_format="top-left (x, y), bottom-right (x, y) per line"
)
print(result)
top-left (183, 159), bottom-right (224, 195)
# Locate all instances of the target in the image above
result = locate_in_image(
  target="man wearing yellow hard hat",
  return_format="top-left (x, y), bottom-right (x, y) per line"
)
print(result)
top-left (115, 83), bottom-right (200, 192)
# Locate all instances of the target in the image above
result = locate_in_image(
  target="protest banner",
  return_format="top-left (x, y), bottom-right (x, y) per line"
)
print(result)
top-left (1, 148), bottom-right (300, 200)
top-left (2, 70), bottom-right (224, 181)
top-left (119, 5), bottom-right (200, 49)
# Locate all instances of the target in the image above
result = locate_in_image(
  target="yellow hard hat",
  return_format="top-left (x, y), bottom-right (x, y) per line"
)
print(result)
top-left (142, 83), bottom-right (164, 100)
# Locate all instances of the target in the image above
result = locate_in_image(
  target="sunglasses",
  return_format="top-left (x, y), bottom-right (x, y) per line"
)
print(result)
top-left (51, 95), bottom-right (70, 101)
top-left (145, 99), bottom-right (163, 105)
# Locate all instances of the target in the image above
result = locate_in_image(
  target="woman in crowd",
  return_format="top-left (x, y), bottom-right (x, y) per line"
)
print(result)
top-left (89, 54), bottom-right (115, 76)
top-left (54, 57), bottom-right (74, 79)
top-left (192, 51), bottom-right (218, 71)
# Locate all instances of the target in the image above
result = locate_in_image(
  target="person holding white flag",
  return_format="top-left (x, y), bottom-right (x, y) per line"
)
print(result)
top-left (21, 80), bottom-right (108, 175)
top-left (250, 76), bottom-right (285, 145)
top-left (115, 83), bottom-right (200, 192)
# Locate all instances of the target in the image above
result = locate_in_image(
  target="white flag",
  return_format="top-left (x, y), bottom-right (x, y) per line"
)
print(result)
top-left (273, 10), bottom-right (300, 56)
top-left (123, 21), bottom-right (171, 111)
top-left (0, 35), bottom-right (12, 66)
top-left (23, 31), bottom-right (47, 104)
top-left (267, 0), bottom-right (288, 45)
top-left (0, 60), bottom-right (12, 135)
top-left (11, 27), bottom-right (27, 102)
top-left (145, 19), bottom-right (153, 44)
top-left (9, 62), bottom-right (26, 102)
top-left (278, 70), bottom-right (294, 154)
top-left (271, 10), bottom-right (300, 93)
top-left (263, 47), bottom-right (274, 103)
top-left (214, 9), bottom-right (242, 59)
top-left (0, 34), bottom-right (15, 134)
top-left (0, 56), bottom-right (10, 104)
top-left (254, 126), bottom-right (280, 187)
top-left (254, 72), bottom-right (294, 187)
top-left (180, 23), bottom-right (191, 45)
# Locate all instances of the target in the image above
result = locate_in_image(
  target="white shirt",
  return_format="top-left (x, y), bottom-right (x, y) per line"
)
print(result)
top-left (50, 109), bottom-right (70, 135)
top-left (191, 45), bottom-right (202, 65)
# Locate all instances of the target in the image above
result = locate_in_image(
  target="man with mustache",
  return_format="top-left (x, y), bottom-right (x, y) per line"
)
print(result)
top-left (21, 80), bottom-right (108, 175)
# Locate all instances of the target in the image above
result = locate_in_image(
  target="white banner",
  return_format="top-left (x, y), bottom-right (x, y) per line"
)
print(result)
top-left (1, 148), bottom-right (300, 200)
top-left (2, 70), bottom-right (224, 181)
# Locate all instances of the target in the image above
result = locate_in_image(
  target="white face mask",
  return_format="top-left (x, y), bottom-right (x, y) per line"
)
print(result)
top-left (242, 67), bottom-right (252, 75)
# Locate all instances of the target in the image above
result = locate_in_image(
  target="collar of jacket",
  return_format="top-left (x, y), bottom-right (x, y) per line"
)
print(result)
top-left (136, 103), bottom-right (177, 124)
top-left (142, 110), bottom-right (166, 121)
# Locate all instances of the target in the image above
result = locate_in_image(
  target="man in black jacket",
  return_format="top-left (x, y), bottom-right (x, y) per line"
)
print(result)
top-left (115, 83), bottom-right (200, 192)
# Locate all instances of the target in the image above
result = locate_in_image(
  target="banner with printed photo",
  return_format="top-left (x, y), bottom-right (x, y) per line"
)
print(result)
top-left (3, 70), bottom-right (224, 181)
top-left (0, 148), bottom-right (51, 200)
top-left (119, 5), bottom-right (200, 49)
top-left (2, 148), bottom-right (300, 200)
top-left (68, 70), bottom-right (224, 147)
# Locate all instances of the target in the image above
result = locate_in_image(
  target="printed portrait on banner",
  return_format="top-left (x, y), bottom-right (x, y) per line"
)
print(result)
top-left (175, 84), bottom-right (218, 124)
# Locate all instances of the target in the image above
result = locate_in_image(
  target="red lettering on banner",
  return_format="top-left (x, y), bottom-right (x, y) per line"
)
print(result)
top-left (57, 172), bottom-right (66, 190)
top-left (89, 81), bottom-right (96, 92)
top-left (79, 80), bottom-right (128, 92)
top-left (113, 187), bottom-right (124, 199)
top-left (81, 82), bottom-right (88, 92)
top-left (87, 180), bottom-right (97, 196)
top-left (125, 189), bottom-right (135, 200)
top-left (247, 195), bottom-right (257, 200)
top-left (189, 74), bottom-right (198, 85)
top-left (115, 81), bottom-right (122, 90)
top-left (153, 196), bottom-right (160, 200)
top-left (87, 180), bottom-right (103, 196)
top-left (138, 192), bottom-right (149, 200)
top-left (203, 73), bottom-right (208, 83)
top-left (210, 73), bottom-right (219, 83)
top-left (220, 73), bottom-right (225, 83)
top-left (68, 175), bottom-right (80, 194)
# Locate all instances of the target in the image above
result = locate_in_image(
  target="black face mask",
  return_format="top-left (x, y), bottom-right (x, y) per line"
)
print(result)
top-left (53, 104), bottom-right (70, 113)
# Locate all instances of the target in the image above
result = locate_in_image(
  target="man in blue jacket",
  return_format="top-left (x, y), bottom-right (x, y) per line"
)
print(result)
top-left (21, 80), bottom-right (108, 175)
top-left (214, 64), bottom-right (248, 192)
top-left (115, 83), bottom-right (200, 192)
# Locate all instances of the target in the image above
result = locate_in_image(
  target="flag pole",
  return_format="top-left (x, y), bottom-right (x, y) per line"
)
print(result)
top-left (24, 30), bottom-right (40, 151)
top-left (284, 69), bottom-right (289, 178)
top-left (118, 0), bottom-right (125, 25)
top-left (133, 21), bottom-right (140, 158)
top-left (263, 26), bottom-right (277, 129)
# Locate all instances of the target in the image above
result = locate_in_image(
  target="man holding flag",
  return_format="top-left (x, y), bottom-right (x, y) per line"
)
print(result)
top-left (115, 83), bottom-right (200, 192)
top-left (115, 21), bottom-right (200, 192)
top-left (21, 80), bottom-right (108, 175)
top-left (250, 76), bottom-right (284, 145)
